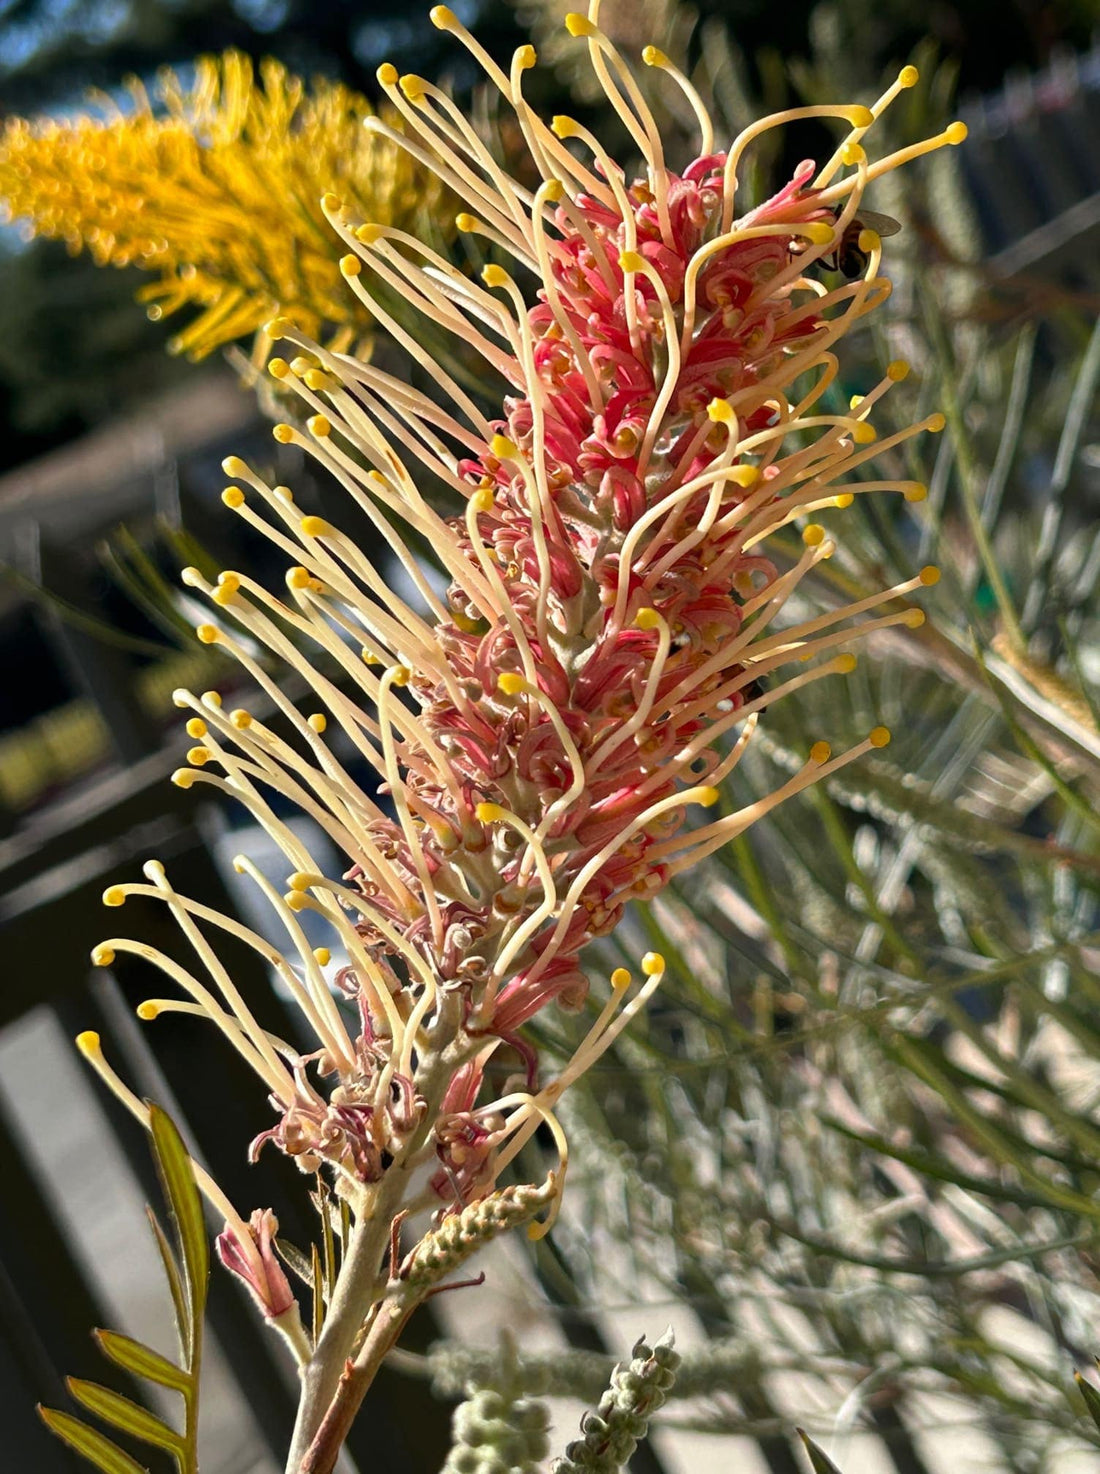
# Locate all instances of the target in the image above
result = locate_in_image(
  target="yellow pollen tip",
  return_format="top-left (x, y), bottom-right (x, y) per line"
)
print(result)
top-left (887, 359), bottom-right (910, 381)
top-left (340, 254), bottom-right (362, 278)
top-left (321, 192), bottom-right (343, 214)
top-left (230, 708), bottom-right (252, 729)
top-left (301, 369), bottom-right (328, 393)
top-left (313, 947), bottom-right (331, 965)
top-left (857, 228), bottom-right (880, 253)
top-left (288, 872), bottom-right (313, 891)
top-left (103, 886), bottom-right (126, 908)
top-left (221, 456), bottom-right (248, 478)
top-left (285, 891), bottom-right (308, 912)
top-left (840, 142), bottom-right (866, 166)
top-left (490, 433), bottom-right (518, 459)
top-left (287, 567), bottom-right (311, 591)
top-left (476, 802), bottom-right (507, 824)
top-left (640, 952), bottom-right (665, 977)
top-left (905, 608), bottom-right (926, 628)
top-left (136, 1002), bottom-right (159, 1020)
top-left (455, 213), bottom-right (480, 233)
top-left (833, 493), bottom-right (855, 508)
top-left (927, 412), bottom-right (946, 432)
top-left (273, 423), bottom-right (295, 444)
top-left (221, 486), bottom-right (245, 510)
top-left (307, 415), bottom-right (331, 438)
top-left (802, 524), bottom-right (826, 547)
top-left (217, 571), bottom-right (240, 592)
top-left (289, 357), bottom-right (314, 376)
top-left (869, 726), bottom-right (891, 748)
top-left (377, 62), bottom-right (399, 85)
top-left (852, 422), bottom-right (877, 444)
top-left (707, 398), bottom-right (733, 424)
top-left (945, 121), bottom-right (968, 144)
top-left (355, 223), bottom-right (383, 245)
top-left (610, 967), bottom-right (631, 990)
top-left (848, 106), bottom-right (875, 126)
top-left (552, 115), bottom-right (580, 138)
top-left (263, 316), bottom-right (292, 338)
top-left (91, 945), bottom-right (115, 967)
top-left (543, 178), bottom-right (564, 201)
top-left (196, 623), bottom-right (220, 644)
top-left (618, 250), bottom-right (645, 273)
top-left (399, 73), bottom-right (427, 102)
top-left (361, 648), bottom-right (380, 665)
top-left (497, 672), bottom-right (527, 696)
top-left (76, 1031), bottom-right (101, 1057)
top-left (268, 357), bottom-right (290, 380)
top-left (187, 746), bottom-right (210, 766)
top-left (697, 786), bottom-right (720, 807)
top-left (565, 12), bottom-right (597, 36)
top-left (634, 607), bottom-right (661, 630)
top-left (905, 483), bottom-right (928, 502)
top-left (172, 769), bottom-right (195, 788)
top-left (919, 565), bottom-right (941, 586)
top-left (202, 690), bottom-right (222, 708)
top-left (835, 653), bottom-right (858, 674)
top-left (810, 740), bottom-right (832, 765)
top-left (900, 64), bottom-right (919, 86)
top-left (185, 718), bottom-right (207, 739)
top-left (481, 264), bottom-right (510, 289)
top-left (729, 466), bottom-right (760, 487)
top-left (300, 516), bottom-right (331, 538)
top-left (308, 713), bottom-right (327, 733)
top-left (803, 221), bottom-right (836, 245)
top-left (516, 44), bottom-right (536, 68)
top-left (642, 45), bottom-right (669, 66)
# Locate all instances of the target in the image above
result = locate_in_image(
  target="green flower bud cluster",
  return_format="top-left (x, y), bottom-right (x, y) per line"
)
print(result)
top-left (404, 1179), bottom-right (555, 1290)
top-left (442, 1386), bottom-right (551, 1474)
top-left (553, 1331), bottom-right (679, 1474)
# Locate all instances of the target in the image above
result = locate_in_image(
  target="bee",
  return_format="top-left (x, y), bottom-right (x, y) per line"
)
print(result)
top-left (818, 210), bottom-right (902, 279)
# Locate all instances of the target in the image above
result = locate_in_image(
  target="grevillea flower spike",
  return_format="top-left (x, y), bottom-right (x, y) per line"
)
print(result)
top-left (77, 7), bottom-right (963, 1467)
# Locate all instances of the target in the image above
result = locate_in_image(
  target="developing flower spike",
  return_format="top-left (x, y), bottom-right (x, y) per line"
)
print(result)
top-left (80, 4), bottom-right (954, 1402)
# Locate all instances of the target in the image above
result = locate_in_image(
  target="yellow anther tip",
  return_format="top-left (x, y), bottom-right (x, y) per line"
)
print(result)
top-left (91, 945), bottom-right (115, 968)
top-left (76, 1031), bottom-right (101, 1055)
top-left (475, 802), bottom-right (505, 823)
top-left (642, 45), bottom-right (668, 67)
top-left (313, 946), bottom-right (331, 965)
top-left (171, 769), bottom-right (195, 788)
top-left (707, 398), bottom-right (733, 424)
top-left (543, 178), bottom-right (564, 201)
top-left (840, 142), bottom-right (866, 166)
top-left (136, 1002), bottom-right (159, 1020)
top-left (321, 192), bottom-right (343, 214)
top-left (905, 483), bottom-right (928, 502)
top-left (945, 121), bottom-right (968, 145)
top-left (300, 516), bottom-right (331, 538)
top-left (202, 690), bottom-right (222, 708)
top-left (899, 64), bottom-right (919, 87)
top-left (490, 433), bottom-right (517, 460)
top-left (697, 786), bottom-right (720, 807)
top-left (470, 488), bottom-right (494, 513)
top-left (230, 708), bottom-right (252, 729)
top-left (850, 105), bottom-right (874, 127)
top-left (273, 423), bottom-right (295, 444)
top-left (640, 952), bottom-right (665, 977)
top-left (802, 523), bottom-right (826, 547)
top-left (196, 623), bottom-right (220, 645)
top-left (187, 746), bottom-right (210, 766)
top-left (399, 73), bottom-right (427, 102)
top-left (377, 62), bottom-right (399, 85)
top-left (103, 886), bottom-right (126, 908)
top-left (565, 12), bottom-right (596, 35)
top-left (308, 713), bottom-right (327, 733)
top-left (185, 718), bottom-right (207, 739)
top-left (285, 891), bottom-right (308, 912)
top-left (634, 607), bottom-right (661, 630)
top-left (307, 414), bottom-right (331, 438)
top-left (221, 486), bottom-right (245, 509)
top-left (455, 212), bottom-right (480, 232)
top-left (516, 44), bottom-right (536, 68)
top-left (887, 359), bottom-right (910, 382)
top-left (267, 357), bottom-right (290, 380)
top-left (804, 221), bottom-right (835, 245)
top-left (288, 872), bottom-right (313, 891)
top-left (919, 565), bottom-right (940, 587)
top-left (810, 740), bottom-right (832, 765)
top-left (833, 493), bottom-right (855, 508)
top-left (497, 672), bottom-right (527, 696)
top-left (355, 223), bottom-right (383, 245)
top-left (221, 455), bottom-right (248, 477)
top-left (610, 967), bottom-right (631, 990)
top-left (730, 465), bottom-right (760, 487)
top-left (857, 228), bottom-right (881, 253)
top-left (481, 264), bottom-right (509, 289)
top-left (927, 412), bottom-right (946, 433)
top-left (852, 422), bottom-right (877, 444)
top-left (340, 254), bottom-right (362, 278)
top-left (905, 608), bottom-right (926, 629)
top-left (551, 114), bottom-right (579, 138)
top-left (835, 653), bottom-right (858, 674)
top-left (429, 5), bottom-right (456, 26)
top-left (287, 566), bottom-right (311, 590)
top-left (869, 726), bottom-right (891, 748)
top-left (618, 250), bottom-right (645, 273)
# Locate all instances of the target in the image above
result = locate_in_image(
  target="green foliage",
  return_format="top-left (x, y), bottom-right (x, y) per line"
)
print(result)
top-left (39, 1106), bottom-right (207, 1474)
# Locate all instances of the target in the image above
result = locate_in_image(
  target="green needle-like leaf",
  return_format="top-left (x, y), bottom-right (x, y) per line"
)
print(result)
top-left (93, 1330), bottom-right (190, 1394)
top-left (796, 1428), bottom-right (845, 1474)
top-left (149, 1104), bottom-right (209, 1331)
top-left (37, 1408), bottom-right (150, 1474)
top-left (66, 1379), bottom-right (185, 1454)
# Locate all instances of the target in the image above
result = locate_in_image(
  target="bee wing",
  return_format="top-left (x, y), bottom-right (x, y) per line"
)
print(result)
top-left (858, 210), bottom-right (902, 239)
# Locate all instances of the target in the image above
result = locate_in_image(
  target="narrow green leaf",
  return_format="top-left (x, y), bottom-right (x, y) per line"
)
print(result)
top-left (38, 1406), bottom-right (150, 1474)
top-left (147, 1207), bottom-right (190, 1363)
top-left (148, 1105), bottom-right (209, 1328)
top-left (797, 1428), bottom-right (845, 1474)
top-left (275, 1236), bottom-right (315, 1289)
top-left (1076, 1371), bottom-right (1100, 1433)
top-left (320, 1188), bottom-right (337, 1297)
top-left (311, 1243), bottom-right (325, 1346)
top-left (93, 1329), bottom-right (190, 1395)
top-left (67, 1379), bottom-right (184, 1454)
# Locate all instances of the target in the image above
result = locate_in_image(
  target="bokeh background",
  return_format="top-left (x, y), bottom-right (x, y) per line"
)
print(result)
top-left (2, 1), bottom-right (1100, 1472)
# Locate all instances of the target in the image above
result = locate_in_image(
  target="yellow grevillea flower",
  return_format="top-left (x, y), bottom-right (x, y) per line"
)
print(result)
top-left (0, 51), bottom-right (441, 359)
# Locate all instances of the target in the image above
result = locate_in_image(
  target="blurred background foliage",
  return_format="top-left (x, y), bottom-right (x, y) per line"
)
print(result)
top-left (2, 0), bottom-right (1100, 1470)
